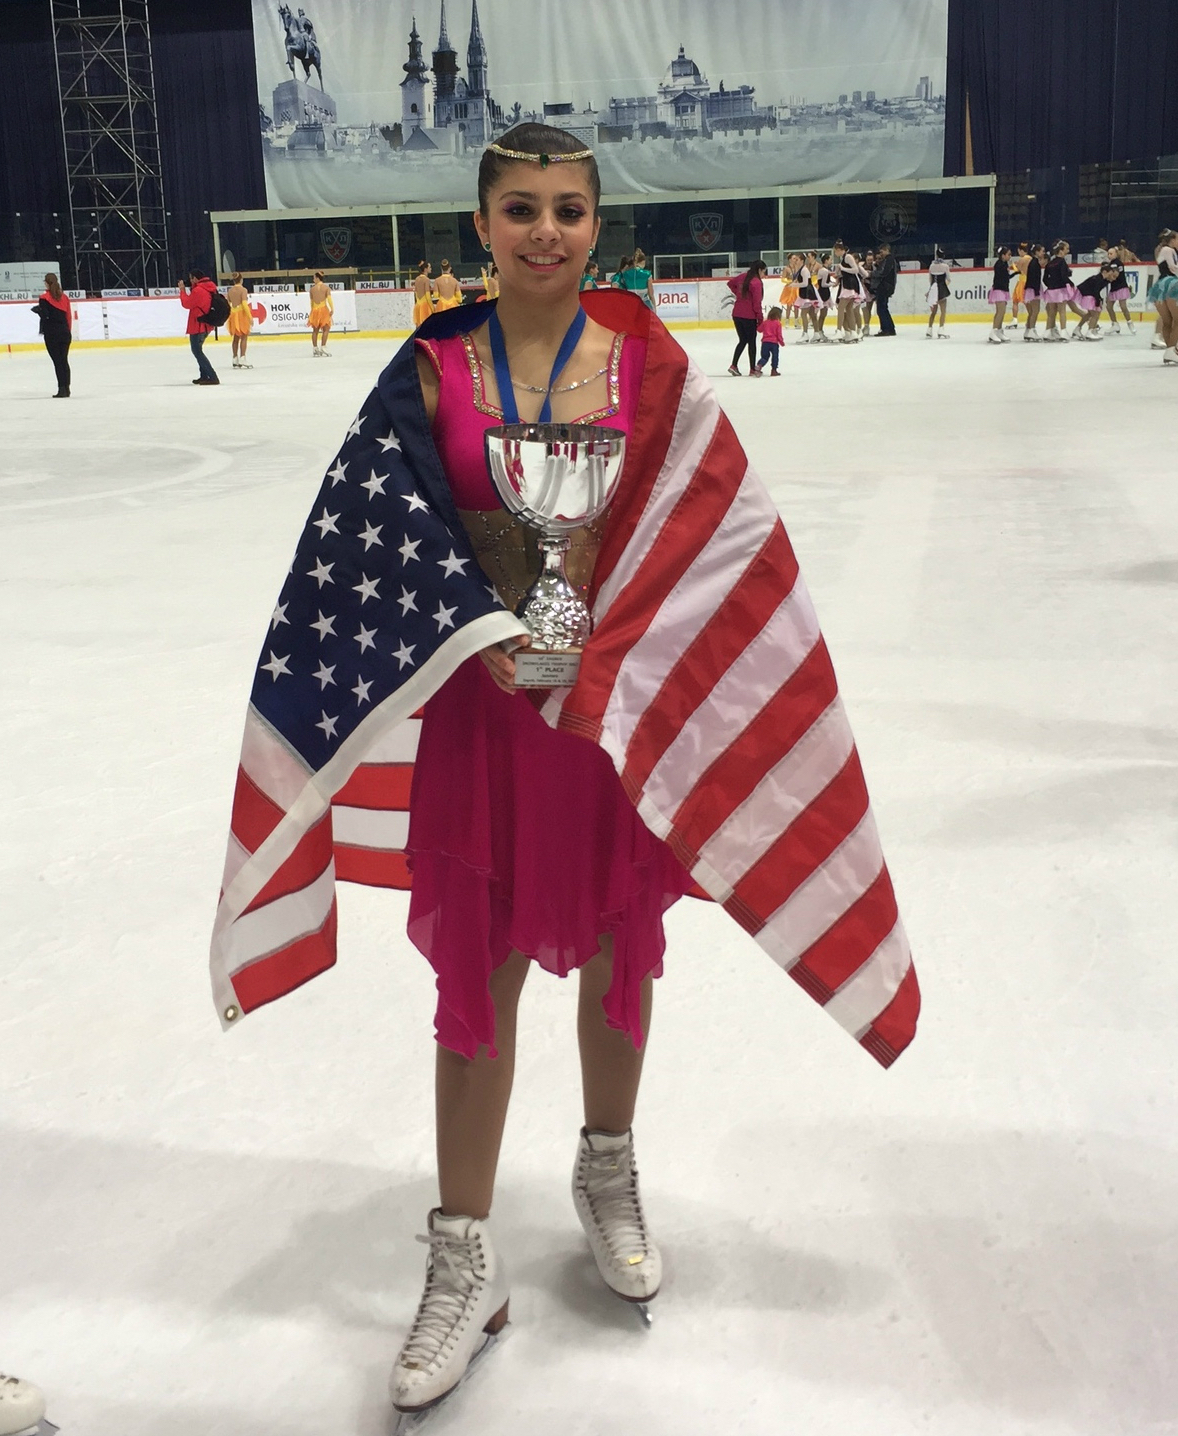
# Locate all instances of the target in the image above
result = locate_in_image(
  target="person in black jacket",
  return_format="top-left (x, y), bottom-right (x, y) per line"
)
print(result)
top-left (30, 272), bottom-right (73, 396)
top-left (872, 243), bottom-right (898, 336)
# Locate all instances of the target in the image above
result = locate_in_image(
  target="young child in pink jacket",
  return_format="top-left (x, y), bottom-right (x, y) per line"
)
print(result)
top-left (758, 306), bottom-right (785, 375)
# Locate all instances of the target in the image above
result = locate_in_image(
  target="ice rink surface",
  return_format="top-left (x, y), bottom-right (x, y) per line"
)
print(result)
top-left (3, 323), bottom-right (1177, 1436)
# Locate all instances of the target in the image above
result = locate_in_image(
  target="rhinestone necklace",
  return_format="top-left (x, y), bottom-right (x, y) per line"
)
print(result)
top-left (511, 365), bottom-right (608, 395)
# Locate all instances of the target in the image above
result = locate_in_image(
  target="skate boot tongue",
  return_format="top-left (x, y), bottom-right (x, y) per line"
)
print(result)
top-left (430, 1209), bottom-right (479, 1239)
top-left (583, 1128), bottom-right (632, 1153)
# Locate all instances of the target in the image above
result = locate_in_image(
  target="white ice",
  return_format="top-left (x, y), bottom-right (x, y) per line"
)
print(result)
top-left (3, 323), bottom-right (1176, 1436)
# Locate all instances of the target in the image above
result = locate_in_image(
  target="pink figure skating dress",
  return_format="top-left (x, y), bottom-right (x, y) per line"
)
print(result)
top-left (408, 323), bottom-right (694, 1059)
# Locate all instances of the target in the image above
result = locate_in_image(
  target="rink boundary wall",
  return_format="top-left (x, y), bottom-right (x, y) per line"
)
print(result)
top-left (1, 266), bottom-right (1157, 352)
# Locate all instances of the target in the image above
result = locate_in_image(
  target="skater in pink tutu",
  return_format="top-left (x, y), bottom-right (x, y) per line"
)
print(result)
top-left (987, 246), bottom-right (1012, 343)
top-left (1102, 245), bottom-right (1136, 334)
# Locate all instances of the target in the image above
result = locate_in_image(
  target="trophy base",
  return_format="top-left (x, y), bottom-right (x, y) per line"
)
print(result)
top-left (514, 648), bottom-right (582, 688)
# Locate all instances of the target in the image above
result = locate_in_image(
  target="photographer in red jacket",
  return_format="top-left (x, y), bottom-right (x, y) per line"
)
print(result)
top-left (179, 269), bottom-right (220, 385)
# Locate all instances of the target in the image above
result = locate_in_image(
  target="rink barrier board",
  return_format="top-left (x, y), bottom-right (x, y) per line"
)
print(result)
top-left (0, 266), bottom-right (1158, 349)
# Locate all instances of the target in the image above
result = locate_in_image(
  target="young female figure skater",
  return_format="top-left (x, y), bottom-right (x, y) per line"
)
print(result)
top-left (812, 253), bottom-right (834, 343)
top-left (478, 261), bottom-right (499, 302)
top-left (307, 271), bottom-right (333, 356)
top-left (412, 260), bottom-right (436, 327)
top-left (434, 259), bottom-right (463, 311)
top-left (1022, 244), bottom-right (1045, 340)
top-left (1008, 242), bottom-right (1030, 328)
top-left (779, 253), bottom-right (802, 326)
top-left (29, 271), bottom-right (72, 396)
top-left (759, 304), bottom-right (785, 373)
top-left (795, 252), bottom-right (819, 341)
top-left (1073, 265), bottom-right (1116, 339)
top-left (226, 272), bottom-right (252, 368)
top-left (1102, 246), bottom-right (1135, 334)
top-left (1147, 229), bottom-right (1178, 364)
top-left (580, 259), bottom-right (600, 291)
top-left (926, 249), bottom-right (951, 336)
top-left (988, 246), bottom-right (1012, 342)
top-left (613, 248), bottom-right (655, 308)
top-left (835, 245), bottom-right (867, 342)
top-left (1042, 242), bottom-right (1077, 342)
top-left (727, 260), bottom-right (767, 374)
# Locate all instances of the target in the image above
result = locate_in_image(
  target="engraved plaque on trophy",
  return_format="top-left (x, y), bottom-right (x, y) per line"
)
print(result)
top-left (484, 423), bottom-right (626, 687)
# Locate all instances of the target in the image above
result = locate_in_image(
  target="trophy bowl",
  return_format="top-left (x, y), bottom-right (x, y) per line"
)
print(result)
top-left (485, 423), bottom-right (626, 687)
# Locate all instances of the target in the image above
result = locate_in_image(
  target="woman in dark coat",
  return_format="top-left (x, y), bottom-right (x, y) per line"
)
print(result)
top-left (31, 273), bottom-right (73, 397)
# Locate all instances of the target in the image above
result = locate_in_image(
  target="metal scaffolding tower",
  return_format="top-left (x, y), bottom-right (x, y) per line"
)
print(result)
top-left (51, 0), bottom-right (170, 292)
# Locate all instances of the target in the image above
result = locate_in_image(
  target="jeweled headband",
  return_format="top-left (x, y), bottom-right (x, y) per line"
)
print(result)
top-left (484, 141), bottom-right (595, 169)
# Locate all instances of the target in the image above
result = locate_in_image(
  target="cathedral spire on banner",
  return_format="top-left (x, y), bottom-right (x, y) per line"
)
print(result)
top-left (467, 0), bottom-right (488, 97)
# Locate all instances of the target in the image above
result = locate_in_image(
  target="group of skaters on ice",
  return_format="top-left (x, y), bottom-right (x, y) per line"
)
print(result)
top-left (26, 227), bottom-right (1178, 398)
top-left (721, 232), bottom-right (1178, 374)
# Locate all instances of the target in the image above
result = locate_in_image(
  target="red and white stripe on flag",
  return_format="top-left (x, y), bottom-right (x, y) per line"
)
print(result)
top-left (546, 297), bottom-right (920, 1066)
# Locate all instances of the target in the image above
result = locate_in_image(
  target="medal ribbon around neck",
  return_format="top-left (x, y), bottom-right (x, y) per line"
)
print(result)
top-left (487, 305), bottom-right (587, 425)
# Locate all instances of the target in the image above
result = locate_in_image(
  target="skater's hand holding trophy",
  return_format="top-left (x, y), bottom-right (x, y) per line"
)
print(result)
top-left (484, 422), bottom-right (626, 687)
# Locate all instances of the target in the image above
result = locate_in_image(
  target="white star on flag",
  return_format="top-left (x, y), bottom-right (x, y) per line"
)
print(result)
top-left (326, 458), bottom-right (348, 487)
top-left (438, 549), bottom-right (469, 578)
top-left (358, 521), bottom-right (384, 550)
top-left (270, 601), bottom-right (289, 631)
top-left (375, 429), bottom-right (401, 453)
top-left (361, 470), bottom-right (388, 500)
top-left (393, 639), bottom-right (416, 669)
top-left (352, 676), bottom-right (373, 705)
top-left (260, 651), bottom-right (291, 680)
top-left (433, 601), bottom-right (457, 632)
top-left (402, 490), bottom-right (429, 513)
top-left (312, 508), bottom-right (341, 538)
top-left (308, 557), bottom-right (335, 588)
top-left (345, 413), bottom-right (365, 440)
top-left (354, 623), bottom-right (377, 653)
top-left (312, 661), bottom-right (336, 690)
top-left (310, 611), bottom-right (336, 641)
top-left (397, 586), bottom-right (418, 615)
top-left (399, 536), bottom-right (422, 564)
top-left (315, 711), bottom-right (339, 740)
top-left (353, 573), bottom-right (380, 604)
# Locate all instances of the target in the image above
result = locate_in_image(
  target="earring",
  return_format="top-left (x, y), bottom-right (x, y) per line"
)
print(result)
top-left (483, 242), bottom-right (492, 252)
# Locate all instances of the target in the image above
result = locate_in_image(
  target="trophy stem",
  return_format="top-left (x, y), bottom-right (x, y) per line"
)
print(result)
top-left (515, 529), bottom-right (590, 653)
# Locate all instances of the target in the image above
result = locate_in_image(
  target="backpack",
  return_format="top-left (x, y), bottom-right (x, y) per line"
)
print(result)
top-left (202, 288), bottom-right (231, 328)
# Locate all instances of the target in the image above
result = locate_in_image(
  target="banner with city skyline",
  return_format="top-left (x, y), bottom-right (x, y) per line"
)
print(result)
top-left (251, 0), bottom-right (949, 211)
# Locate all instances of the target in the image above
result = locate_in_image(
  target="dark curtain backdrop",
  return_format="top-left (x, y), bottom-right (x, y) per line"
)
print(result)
top-left (945, 0), bottom-right (1178, 174)
top-left (0, 2), bottom-right (69, 271)
top-left (0, 0), bottom-right (264, 284)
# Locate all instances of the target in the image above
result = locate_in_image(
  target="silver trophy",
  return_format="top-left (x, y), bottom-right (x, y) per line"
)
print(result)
top-left (484, 423), bottom-right (626, 687)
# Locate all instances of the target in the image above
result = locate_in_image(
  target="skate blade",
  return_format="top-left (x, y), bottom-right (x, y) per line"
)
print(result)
top-left (391, 1325), bottom-right (509, 1433)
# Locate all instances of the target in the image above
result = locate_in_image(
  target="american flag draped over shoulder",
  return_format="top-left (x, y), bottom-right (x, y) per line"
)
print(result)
top-left (210, 291), bottom-right (919, 1067)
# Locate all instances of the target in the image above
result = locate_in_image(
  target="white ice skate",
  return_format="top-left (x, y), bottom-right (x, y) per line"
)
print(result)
top-left (1150, 336), bottom-right (1167, 349)
top-left (1108, 322), bottom-right (1122, 335)
top-left (1023, 329), bottom-right (1041, 341)
top-left (1126, 320), bottom-right (1137, 333)
top-left (0, 1374), bottom-right (47, 1436)
top-left (572, 1128), bottom-right (661, 1326)
top-left (987, 331), bottom-right (1003, 343)
top-left (1163, 348), bottom-right (1178, 365)
top-left (390, 1210), bottom-right (510, 1431)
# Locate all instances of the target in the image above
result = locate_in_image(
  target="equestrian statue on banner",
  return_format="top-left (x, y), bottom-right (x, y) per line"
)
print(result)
top-left (278, 4), bottom-right (324, 89)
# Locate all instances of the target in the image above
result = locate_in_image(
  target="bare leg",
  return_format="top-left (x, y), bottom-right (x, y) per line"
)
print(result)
top-left (578, 937), bottom-right (652, 1134)
top-left (436, 951), bottom-right (531, 1220)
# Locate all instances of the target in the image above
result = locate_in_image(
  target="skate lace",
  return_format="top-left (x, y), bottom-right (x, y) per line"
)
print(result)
top-left (580, 1145), bottom-right (651, 1261)
top-left (400, 1231), bottom-right (485, 1371)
